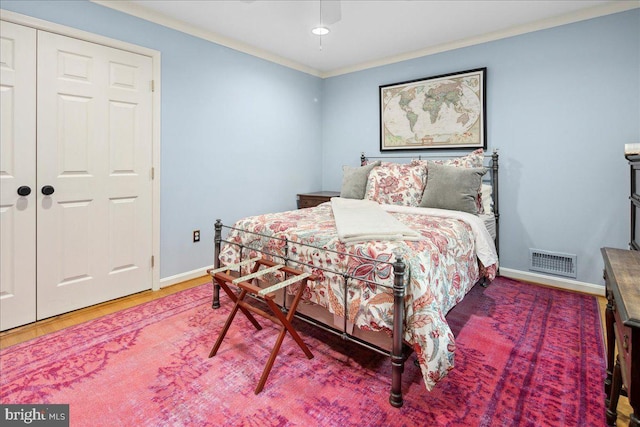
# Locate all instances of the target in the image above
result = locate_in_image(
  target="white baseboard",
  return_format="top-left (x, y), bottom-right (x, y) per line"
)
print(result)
top-left (158, 265), bottom-right (606, 297)
top-left (499, 268), bottom-right (605, 297)
top-left (159, 265), bottom-right (213, 288)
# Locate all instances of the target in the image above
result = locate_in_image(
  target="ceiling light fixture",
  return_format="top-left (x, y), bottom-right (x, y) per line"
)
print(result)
top-left (311, 0), bottom-right (340, 50)
top-left (311, 26), bottom-right (330, 36)
top-left (313, 0), bottom-right (327, 50)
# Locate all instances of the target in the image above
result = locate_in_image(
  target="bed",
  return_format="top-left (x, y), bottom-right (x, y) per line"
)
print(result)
top-left (211, 149), bottom-right (499, 407)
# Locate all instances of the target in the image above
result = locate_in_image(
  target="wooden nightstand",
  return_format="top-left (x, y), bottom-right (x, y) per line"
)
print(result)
top-left (296, 191), bottom-right (340, 209)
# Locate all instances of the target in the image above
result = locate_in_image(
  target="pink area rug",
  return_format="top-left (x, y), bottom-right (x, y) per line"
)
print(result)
top-left (0, 277), bottom-right (605, 426)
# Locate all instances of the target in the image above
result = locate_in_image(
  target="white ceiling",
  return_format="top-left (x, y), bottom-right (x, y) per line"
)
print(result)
top-left (98, 0), bottom-right (637, 77)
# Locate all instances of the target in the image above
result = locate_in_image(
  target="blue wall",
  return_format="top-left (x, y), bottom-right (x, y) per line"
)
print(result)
top-left (3, 1), bottom-right (639, 285)
top-left (322, 9), bottom-right (640, 285)
top-left (1, 0), bottom-right (323, 279)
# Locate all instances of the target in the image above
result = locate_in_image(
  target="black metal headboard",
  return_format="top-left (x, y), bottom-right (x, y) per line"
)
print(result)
top-left (360, 149), bottom-right (500, 257)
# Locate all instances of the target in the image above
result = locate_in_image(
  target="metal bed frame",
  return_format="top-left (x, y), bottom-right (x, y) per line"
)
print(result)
top-left (211, 150), bottom-right (499, 407)
top-left (212, 222), bottom-right (408, 406)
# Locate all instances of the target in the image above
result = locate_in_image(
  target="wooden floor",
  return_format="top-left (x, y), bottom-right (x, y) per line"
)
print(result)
top-left (0, 277), bottom-right (632, 422)
top-left (0, 275), bottom-right (209, 349)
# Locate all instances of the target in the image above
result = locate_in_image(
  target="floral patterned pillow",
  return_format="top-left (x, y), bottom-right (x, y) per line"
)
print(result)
top-left (363, 162), bottom-right (428, 206)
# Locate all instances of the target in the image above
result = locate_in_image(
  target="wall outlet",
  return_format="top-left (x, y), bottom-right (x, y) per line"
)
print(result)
top-left (193, 230), bottom-right (200, 242)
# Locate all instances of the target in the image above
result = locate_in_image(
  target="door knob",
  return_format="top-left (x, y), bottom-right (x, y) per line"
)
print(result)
top-left (41, 185), bottom-right (55, 196)
top-left (17, 186), bottom-right (32, 196)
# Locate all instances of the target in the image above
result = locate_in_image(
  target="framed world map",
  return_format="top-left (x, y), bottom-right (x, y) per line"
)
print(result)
top-left (379, 68), bottom-right (486, 151)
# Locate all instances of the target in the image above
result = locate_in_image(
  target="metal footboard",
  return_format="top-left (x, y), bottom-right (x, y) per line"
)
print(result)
top-left (211, 219), bottom-right (409, 407)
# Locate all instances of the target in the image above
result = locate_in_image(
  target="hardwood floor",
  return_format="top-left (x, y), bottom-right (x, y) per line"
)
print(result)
top-left (0, 278), bottom-right (632, 422)
top-left (0, 275), bottom-right (210, 350)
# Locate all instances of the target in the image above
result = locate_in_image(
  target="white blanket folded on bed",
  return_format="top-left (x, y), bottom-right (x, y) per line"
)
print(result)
top-left (331, 197), bottom-right (423, 243)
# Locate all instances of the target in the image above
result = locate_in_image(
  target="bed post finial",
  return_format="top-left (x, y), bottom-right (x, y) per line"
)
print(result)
top-left (361, 152), bottom-right (366, 166)
top-left (491, 149), bottom-right (499, 182)
top-left (213, 219), bottom-right (223, 309)
top-left (390, 254), bottom-right (406, 408)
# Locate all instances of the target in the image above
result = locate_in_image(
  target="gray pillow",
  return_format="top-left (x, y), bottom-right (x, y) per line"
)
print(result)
top-left (340, 161), bottom-right (381, 199)
top-left (420, 162), bottom-right (486, 214)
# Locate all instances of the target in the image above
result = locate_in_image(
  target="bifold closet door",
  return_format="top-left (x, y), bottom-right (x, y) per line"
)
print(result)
top-left (0, 21), bottom-right (37, 331)
top-left (36, 31), bottom-right (154, 319)
top-left (1, 24), bottom-right (154, 331)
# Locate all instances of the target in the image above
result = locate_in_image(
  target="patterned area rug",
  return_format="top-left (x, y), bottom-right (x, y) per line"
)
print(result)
top-left (0, 277), bottom-right (605, 426)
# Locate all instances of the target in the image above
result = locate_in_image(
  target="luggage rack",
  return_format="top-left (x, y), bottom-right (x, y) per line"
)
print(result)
top-left (207, 257), bottom-right (318, 394)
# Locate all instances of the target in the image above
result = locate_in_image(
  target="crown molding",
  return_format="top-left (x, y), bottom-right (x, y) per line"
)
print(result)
top-left (93, 0), bottom-right (638, 79)
top-left (91, 0), bottom-right (322, 77)
top-left (0, 7), bottom-right (160, 58)
top-left (322, 1), bottom-right (640, 78)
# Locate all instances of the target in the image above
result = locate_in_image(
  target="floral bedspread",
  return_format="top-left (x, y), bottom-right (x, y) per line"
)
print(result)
top-left (218, 202), bottom-right (498, 391)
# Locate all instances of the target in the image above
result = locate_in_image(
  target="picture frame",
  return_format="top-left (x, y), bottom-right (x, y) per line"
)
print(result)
top-left (379, 68), bottom-right (486, 151)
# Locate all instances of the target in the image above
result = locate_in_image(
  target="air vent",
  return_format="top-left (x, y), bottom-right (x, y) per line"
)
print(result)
top-left (529, 249), bottom-right (577, 278)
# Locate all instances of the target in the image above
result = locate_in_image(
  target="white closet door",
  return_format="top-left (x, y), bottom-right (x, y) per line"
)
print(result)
top-left (0, 21), bottom-right (37, 331)
top-left (36, 31), bottom-right (153, 318)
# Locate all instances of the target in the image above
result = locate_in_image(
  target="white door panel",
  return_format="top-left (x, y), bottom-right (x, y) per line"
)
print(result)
top-left (0, 21), bottom-right (37, 331)
top-left (36, 31), bottom-right (153, 319)
top-left (0, 21), bottom-right (154, 331)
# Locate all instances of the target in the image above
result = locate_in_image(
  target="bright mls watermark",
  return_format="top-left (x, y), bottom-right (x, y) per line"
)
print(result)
top-left (1, 405), bottom-right (69, 426)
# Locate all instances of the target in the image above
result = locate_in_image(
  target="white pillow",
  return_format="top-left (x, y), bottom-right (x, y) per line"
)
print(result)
top-left (481, 184), bottom-right (493, 213)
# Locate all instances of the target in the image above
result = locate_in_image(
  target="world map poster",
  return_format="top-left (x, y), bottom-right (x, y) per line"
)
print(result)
top-left (380, 68), bottom-right (486, 151)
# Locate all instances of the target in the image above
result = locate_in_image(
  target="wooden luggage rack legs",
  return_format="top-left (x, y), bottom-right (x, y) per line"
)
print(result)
top-left (207, 257), bottom-right (317, 394)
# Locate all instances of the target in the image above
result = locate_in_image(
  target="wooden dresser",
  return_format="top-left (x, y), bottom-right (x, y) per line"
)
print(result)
top-left (602, 247), bottom-right (640, 427)
top-left (296, 191), bottom-right (340, 209)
